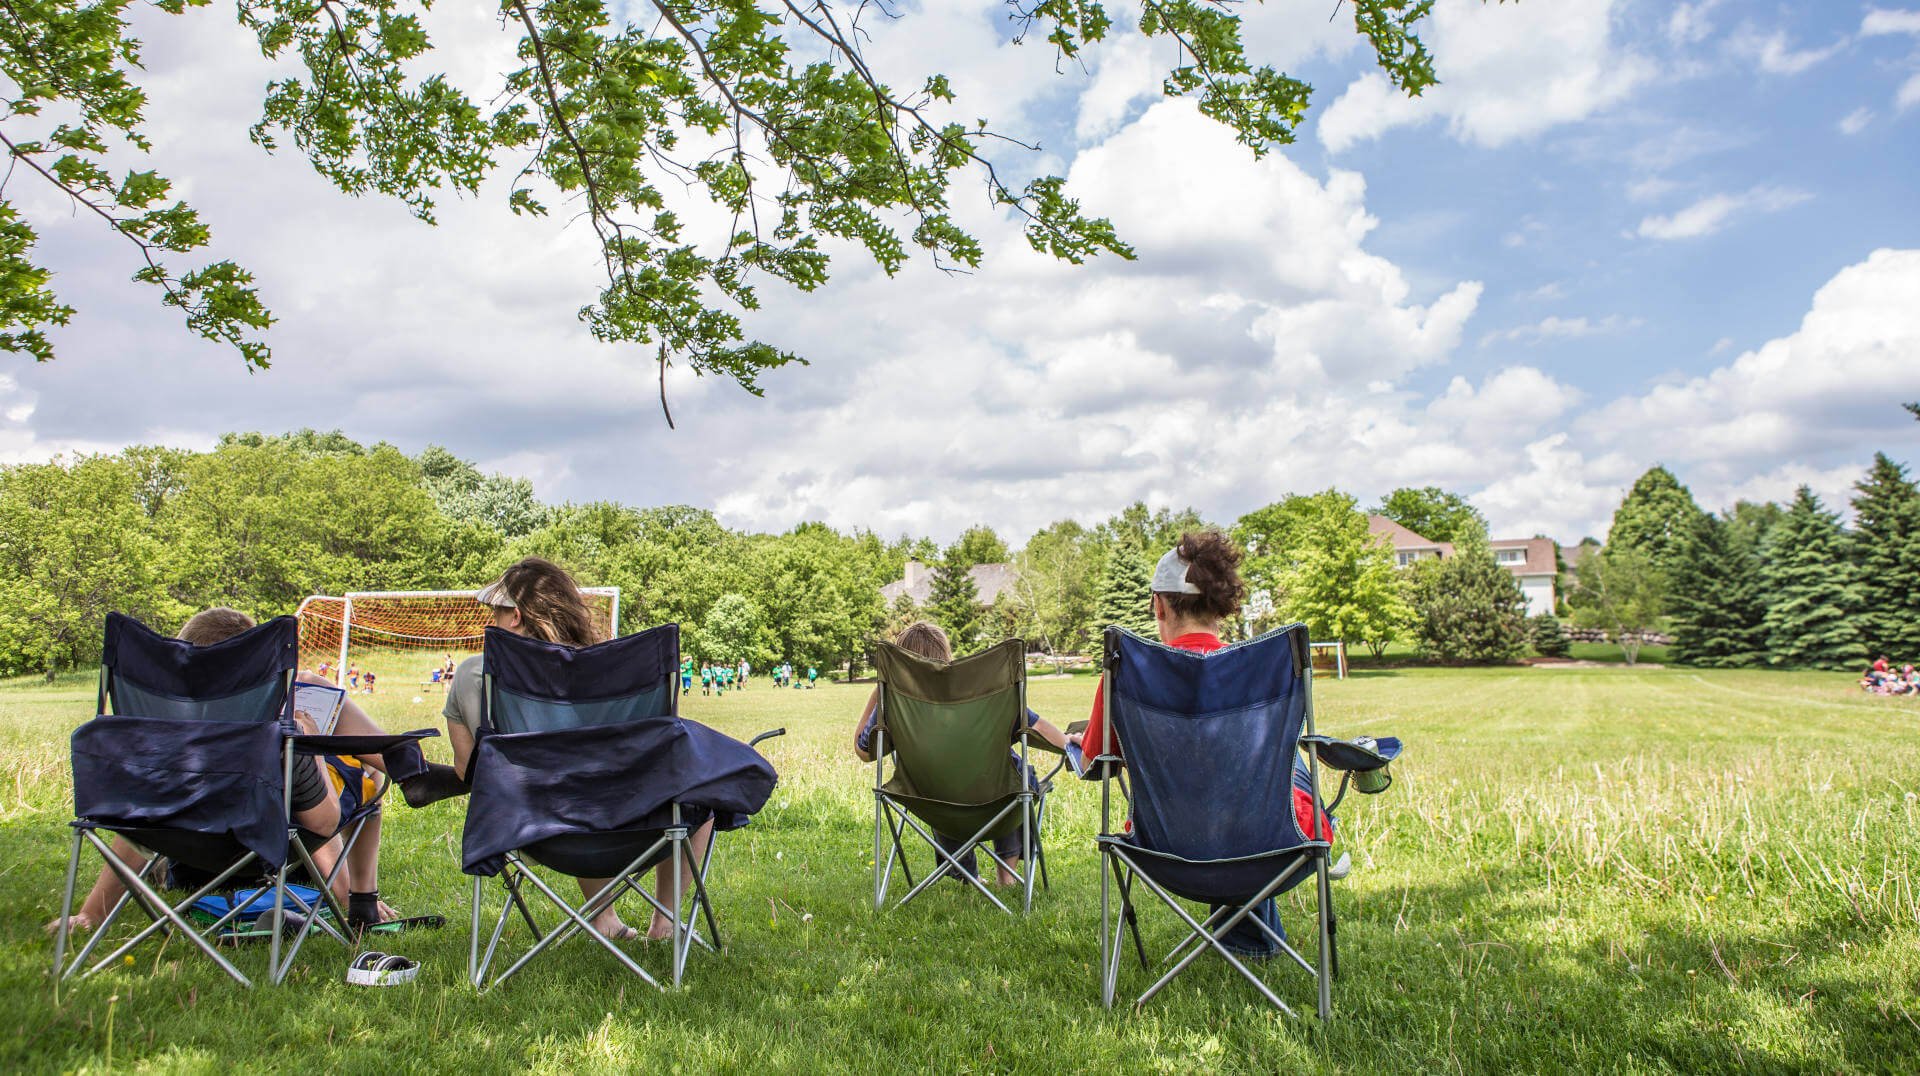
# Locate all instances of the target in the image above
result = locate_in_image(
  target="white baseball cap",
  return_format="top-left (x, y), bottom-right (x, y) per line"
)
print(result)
top-left (1150, 547), bottom-right (1202, 595)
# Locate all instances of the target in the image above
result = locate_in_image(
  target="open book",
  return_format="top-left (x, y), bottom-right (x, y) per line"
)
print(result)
top-left (292, 683), bottom-right (347, 735)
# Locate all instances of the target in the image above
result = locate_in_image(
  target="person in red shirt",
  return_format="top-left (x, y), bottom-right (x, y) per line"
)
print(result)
top-left (1065, 530), bottom-right (1335, 957)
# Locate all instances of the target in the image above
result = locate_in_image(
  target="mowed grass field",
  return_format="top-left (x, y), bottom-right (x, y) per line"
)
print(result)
top-left (3, 660), bottom-right (1919, 1073)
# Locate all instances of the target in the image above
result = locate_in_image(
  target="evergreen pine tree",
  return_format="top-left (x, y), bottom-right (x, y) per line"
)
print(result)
top-left (1761, 487), bottom-right (1868, 669)
top-left (1094, 537), bottom-right (1156, 650)
top-left (927, 554), bottom-right (981, 651)
top-left (1668, 513), bottom-right (1768, 667)
top-left (1850, 452), bottom-right (1920, 659)
top-left (1528, 613), bottom-right (1570, 658)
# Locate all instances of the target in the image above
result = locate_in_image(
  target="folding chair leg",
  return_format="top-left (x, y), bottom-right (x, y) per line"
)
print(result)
top-left (1034, 799), bottom-right (1051, 892)
top-left (1316, 851), bottom-right (1334, 1021)
top-left (1021, 795), bottom-right (1035, 914)
top-left (873, 792), bottom-right (889, 911)
top-left (82, 832), bottom-right (253, 987)
top-left (486, 858), bottom-right (660, 992)
top-left (695, 838), bottom-right (723, 950)
top-left (890, 808), bottom-right (1016, 913)
top-left (267, 860), bottom-right (288, 984)
top-left (670, 827), bottom-right (687, 988)
top-left (1100, 855), bottom-right (1132, 1008)
top-left (890, 813), bottom-right (916, 890)
top-left (1117, 869), bottom-right (1148, 970)
top-left (62, 880), bottom-right (145, 981)
top-left (1122, 850), bottom-right (1306, 1015)
top-left (478, 879), bottom-right (518, 988)
top-left (52, 830), bottom-right (83, 984)
top-left (470, 874), bottom-right (484, 988)
top-left (506, 872), bottom-right (544, 939)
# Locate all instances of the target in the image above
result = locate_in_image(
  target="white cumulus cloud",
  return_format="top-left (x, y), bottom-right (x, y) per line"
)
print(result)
top-left (1862, 8), bottom-right (1920, 36)
top-left (1635, 187), bottom-right (1811, 240)
top-left (1318, 0), bottom-right (1650, 153)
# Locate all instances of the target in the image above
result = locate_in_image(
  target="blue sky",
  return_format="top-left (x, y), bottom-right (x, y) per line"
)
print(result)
top-left (4, 0), bottom-right (1918, 545)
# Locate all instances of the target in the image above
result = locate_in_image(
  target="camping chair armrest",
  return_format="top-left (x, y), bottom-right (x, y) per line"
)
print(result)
top-left (1300, 734), bottom-right (1395, 772)
top-left (748, 727), bottom-right (787, 748)
top-left (290, 728), bottom-right (440, 756)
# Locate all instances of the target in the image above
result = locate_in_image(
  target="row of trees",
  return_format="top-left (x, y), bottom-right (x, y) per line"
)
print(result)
top-left (0, 431), bottom-right (910, 678)
top-left (17, 427), bottom-right (1896, 677)
top-left (1577, 457), bottom-right (1920, 671)
top-left (8, 432), bottom-right (1488, 677)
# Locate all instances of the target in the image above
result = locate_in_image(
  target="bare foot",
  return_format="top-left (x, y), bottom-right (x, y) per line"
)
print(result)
top-left (646, 914), bottom-right (675, 942)
top-left (591, 913), bottom-right (638, 941)
top-left (45, 912), bottom-right (97, 936)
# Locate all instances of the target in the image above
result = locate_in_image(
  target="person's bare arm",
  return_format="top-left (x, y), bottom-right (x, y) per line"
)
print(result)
top-left (853, 686), bottom-right (879, 763)
top-left (1028, 715), bottom-right (1069, 752)
top-left (448, 721), bottom-right (475, 780)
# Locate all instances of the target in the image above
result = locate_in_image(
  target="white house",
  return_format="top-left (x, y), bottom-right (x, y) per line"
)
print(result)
top-left (1366, 516), bottom-right (1560, 616)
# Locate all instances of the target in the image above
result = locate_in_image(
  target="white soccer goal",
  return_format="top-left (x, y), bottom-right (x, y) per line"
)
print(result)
top-left (1308, 640), bottom-right (1347, 679)
top-left (295, 588), bottom-right (621, 688)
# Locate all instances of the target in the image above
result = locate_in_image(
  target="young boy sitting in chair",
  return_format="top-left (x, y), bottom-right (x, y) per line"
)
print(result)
top-left (45, 608), bottom-right (427, 936)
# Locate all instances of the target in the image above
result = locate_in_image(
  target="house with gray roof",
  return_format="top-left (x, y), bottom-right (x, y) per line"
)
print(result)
top-left (880, 560), bottom-right (1017, 607)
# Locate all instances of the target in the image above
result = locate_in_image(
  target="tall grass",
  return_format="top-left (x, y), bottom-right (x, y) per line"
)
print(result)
top-left (2, 664), bottom-right (1916, 1072)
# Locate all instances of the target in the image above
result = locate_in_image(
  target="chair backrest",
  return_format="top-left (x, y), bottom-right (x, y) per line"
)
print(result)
top-left (1103, 624), bottom-right (1312, 859)
top-left (481, 624), bottom-right (678, 734)
top-left (873, 639), bottom-right (1025, 805)
top-left (101, 612), bottom-right (297, 723)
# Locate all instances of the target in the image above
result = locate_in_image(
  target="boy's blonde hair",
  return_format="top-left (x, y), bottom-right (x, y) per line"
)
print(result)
top-left (179, 607), bottom-right (256, 646)
top-left (893, 620), bottom-right (952, 663)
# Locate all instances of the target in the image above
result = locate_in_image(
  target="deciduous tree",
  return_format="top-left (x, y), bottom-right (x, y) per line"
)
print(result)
top-left (1607, 466), bottom-right (1706, 590)
top-left (1568, 545), bottom-right (1665, 665)
top-left (0, 456), bottom-right (171, 677)
top-left (1372, 486), bottom-right (1487, 545)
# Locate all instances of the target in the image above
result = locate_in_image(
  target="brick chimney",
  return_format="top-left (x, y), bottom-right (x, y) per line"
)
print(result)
top-left (903, 560), bottom-right (928, 590)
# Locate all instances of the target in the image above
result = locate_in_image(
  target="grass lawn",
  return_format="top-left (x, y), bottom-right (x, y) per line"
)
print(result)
top-left (3, 661), bottom-right (1918, 1072)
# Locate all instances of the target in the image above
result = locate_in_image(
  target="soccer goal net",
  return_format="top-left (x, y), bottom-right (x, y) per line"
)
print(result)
top-left (295, 588), bottom-right (621, 688)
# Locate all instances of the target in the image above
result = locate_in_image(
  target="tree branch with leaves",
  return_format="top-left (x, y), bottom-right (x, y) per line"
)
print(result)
top-left (4, 0), bottom-right (1462, 421)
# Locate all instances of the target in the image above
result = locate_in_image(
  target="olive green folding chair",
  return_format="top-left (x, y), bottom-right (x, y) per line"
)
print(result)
top-left (870, 639), bottom-right (1049, 914)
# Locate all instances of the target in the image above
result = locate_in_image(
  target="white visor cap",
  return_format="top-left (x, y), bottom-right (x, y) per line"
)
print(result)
top-left (475, 578), bottom-right (515, 608)
top-left (1150, 547), bottom-right (1202, 595)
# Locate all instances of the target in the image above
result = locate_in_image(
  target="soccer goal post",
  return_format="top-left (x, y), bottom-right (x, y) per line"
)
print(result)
top-left (295, 587), bottom-right (621, 687)
top-left (1308, 640), bottom-right (1347, 679)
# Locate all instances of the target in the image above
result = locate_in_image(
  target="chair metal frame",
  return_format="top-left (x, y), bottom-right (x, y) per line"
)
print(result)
top-left (53, 663), bottom-right (390, 988)
top-left (468, 800), bottom-right (719, 992)
top-left (871, 644), bottom-right (1056, 915)
top-left (465, 651), bottom-right (782, 992)
top-left (1094, 626), bottom-right (1339, 1019)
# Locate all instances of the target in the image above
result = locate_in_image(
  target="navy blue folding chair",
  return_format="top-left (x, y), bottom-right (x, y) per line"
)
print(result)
top-left (53, 613), bottom-right (437, 987)
top-left (462, 625), bottom-right (781, 990)
top-left (1089, 624), bottom-right (1401, 1018)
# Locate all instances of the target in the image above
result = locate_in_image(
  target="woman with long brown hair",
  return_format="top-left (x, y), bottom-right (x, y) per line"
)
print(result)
top-left (445, 556), bottom-right (707, 943)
